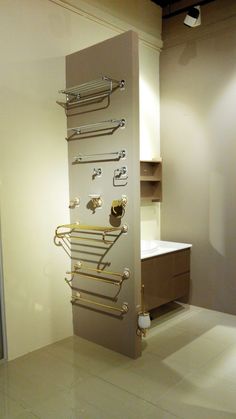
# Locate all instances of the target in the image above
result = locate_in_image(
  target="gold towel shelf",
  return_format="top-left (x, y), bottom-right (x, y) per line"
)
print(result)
top-left (66, 119), bottom-right (125, 141)
top-left (71, 291), bottom-right (129, 314)
top-left (57, 76), bottom-right (125, 110)
top-left (55, 223), bottom-right (128, 244)
top-left (66, 262), bottom-right (130, 286)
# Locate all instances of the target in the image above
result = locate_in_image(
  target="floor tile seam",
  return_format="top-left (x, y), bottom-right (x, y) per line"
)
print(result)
top-left (29, 387), bottom-right (99, 418)
top-left (166, 324), bottom-right (213, 336)
top-left (0, 386), bottom-right (31, 411)
top-left (146, 329), bottom-right (232, 351)
top-left (142, 349), bottom-right (192, 376)
top-left (152, 367), bottom-right (197, 404)
top-left (150, 316), bottom-right (197, 331)
top-left (153, 361), bottom-right (236, 405)
top-left (147, 325), bottom-right (185, 338)
top-left (0, 379), bottom-right (76, 413)
top-left (0, 362), bottom-right (80, 387)
top-left (95, 373), bottom-right (183, 417)
top-left (0, 367), bottom-right (70, 394)
top-left (201, 334), bottom-right (236, 347)
top-left (186, 339), bottom-right (236, 373)
top-left (146, 330), bottom-right (201, 347)
top-left (15, 356), bottom-right (96, 388)
top-left (14, 406), bottom-right (41, 419)
top-left (192, 369), bottom-right (236, 389)
top-left (43, 345), bottom-right (125, 373)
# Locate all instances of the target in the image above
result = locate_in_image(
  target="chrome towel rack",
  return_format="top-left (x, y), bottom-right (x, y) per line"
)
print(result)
top-left (71, 291), bottom-right (129, 314)
top-left (55, 223), bottom-right (128, 244)
top-left (57, 76), bottom-right (125, 110)
top-left (73, 149), bottom-right (127, 163)
top-left (66, 119), bottom-right (125, 141)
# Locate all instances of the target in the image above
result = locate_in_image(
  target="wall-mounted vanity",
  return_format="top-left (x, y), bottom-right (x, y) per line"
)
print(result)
top-left (141, 240), bottom-right (192, 311)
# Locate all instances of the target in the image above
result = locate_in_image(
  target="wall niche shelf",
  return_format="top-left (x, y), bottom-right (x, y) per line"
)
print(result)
top-left (140, 159), bottom-right (162, 202)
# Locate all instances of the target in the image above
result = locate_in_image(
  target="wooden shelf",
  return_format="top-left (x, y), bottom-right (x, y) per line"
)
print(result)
top-left (140, 159), bottom-right (162, 202)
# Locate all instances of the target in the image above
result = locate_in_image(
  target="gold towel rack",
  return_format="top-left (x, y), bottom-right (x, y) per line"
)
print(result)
top-left (66, 262), bottom-right (130, 286)
top-left (71, 291), bottom-right (129, 314)
top-left (55, 223), bottom-right (128, 244)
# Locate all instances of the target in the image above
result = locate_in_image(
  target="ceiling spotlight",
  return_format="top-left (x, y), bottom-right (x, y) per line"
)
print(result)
top-left (184, 6), bottom-right (201, 27)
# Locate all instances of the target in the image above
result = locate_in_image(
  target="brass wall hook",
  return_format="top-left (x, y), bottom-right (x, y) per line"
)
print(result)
top-left (89, 194), bottom-right (103, 211)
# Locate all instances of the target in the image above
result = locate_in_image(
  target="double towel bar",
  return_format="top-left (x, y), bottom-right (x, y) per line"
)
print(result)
top-left (57, 76), bottom-right (125, 110)
top-left (55, 223), bottom-right (128, 245)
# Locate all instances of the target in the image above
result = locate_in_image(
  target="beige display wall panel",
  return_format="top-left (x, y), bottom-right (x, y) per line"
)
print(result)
top-left (65, 31), bottom-right (141, 358)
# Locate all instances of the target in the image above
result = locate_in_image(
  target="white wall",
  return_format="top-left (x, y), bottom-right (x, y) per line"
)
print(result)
top-left (0, 0), bottom-right (118, 360)
top-left (139, 45), bottom-right (161, 240)
top-left (0, 0), bottom-right (162, 359)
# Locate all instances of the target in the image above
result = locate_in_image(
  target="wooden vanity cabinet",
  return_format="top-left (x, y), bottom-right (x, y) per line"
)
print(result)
top-left (141, 249), bottom-right (190, 311)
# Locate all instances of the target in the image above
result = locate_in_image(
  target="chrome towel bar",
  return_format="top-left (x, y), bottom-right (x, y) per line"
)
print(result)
top-left (73, 149), bottom-right (127, 163)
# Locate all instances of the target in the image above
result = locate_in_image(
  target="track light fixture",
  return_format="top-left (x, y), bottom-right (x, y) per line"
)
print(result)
top-left (184, 5), bottom-right (201, 27)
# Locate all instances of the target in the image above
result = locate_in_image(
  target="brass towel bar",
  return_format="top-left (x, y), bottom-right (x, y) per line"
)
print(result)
top-left (55, 223), bottom-right (128, 244)
top-left (66, 274), bottom-right (118, 287)
top-left (75, 261), bottom-right (130, 279)
top-left (71, 291), bottom-right (129, 314)
top-left (66, 262), bottom-right (130, 286)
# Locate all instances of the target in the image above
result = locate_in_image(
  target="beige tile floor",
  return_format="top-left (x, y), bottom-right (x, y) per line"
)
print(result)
top-left (1, 303), bottom-right (236, 418)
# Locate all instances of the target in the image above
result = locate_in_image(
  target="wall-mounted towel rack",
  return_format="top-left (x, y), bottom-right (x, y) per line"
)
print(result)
top-left (57, 76), bottom-right (125, 110)
top-left (66, 262), bottom-right (130, 286)
top-left (71, 291), bottom-right (129, 314)
top-left (73, 149), bottom-right (127, 164)
top-left (55, 223), bottom-right (128, 244)
top-left (66, 119), bottom-right (125, 141)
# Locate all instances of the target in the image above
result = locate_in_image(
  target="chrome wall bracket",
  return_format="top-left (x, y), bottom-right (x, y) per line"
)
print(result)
top-left (113, 166), bottom-right (128, 187)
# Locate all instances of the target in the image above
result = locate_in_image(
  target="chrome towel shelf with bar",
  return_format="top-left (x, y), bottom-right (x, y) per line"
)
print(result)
top-left (57, 76), bottom-right (125, 110)
top-left (66, 119), bottom-right (125, 141)
top-left (71, 291), bottom-right (129, 314)
top-left (73, 149), bottom-right (127, 163)
top-left (55, 223), bottom-right (128, 244)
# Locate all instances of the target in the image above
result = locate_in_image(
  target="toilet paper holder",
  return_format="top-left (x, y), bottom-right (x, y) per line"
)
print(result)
top-left (111, 195), bottom-right (127, 218)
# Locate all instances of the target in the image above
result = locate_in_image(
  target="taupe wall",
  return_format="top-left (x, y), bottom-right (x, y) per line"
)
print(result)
top-left (66, 32), bottom-right (141, 358)
top-left (160, 0), bottom-right (236, 314)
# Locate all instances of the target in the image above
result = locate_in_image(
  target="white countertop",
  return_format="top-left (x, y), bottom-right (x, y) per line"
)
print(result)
top-left (141, 240), bottom-right (192, 260)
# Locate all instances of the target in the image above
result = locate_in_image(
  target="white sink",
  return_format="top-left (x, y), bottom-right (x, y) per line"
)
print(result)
top-left (141, 240), bottom-right (192, 259)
